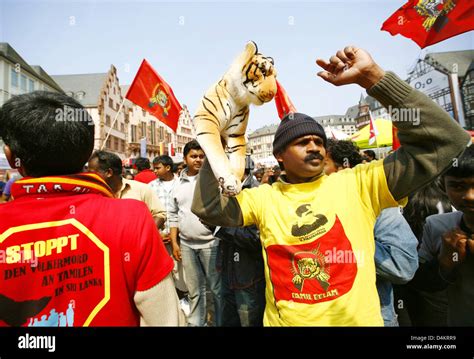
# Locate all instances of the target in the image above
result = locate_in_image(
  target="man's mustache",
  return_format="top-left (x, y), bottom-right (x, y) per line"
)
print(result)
top-left (304, 153), bottom-right (324, 162)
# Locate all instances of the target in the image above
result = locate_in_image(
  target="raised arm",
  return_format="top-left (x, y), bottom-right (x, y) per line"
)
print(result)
top-left (191, 158), bottom-right (243, 227)
top-left (369, 73), bottom-right (470, 200)
top-left (317, 46), bottom-right (471, 200)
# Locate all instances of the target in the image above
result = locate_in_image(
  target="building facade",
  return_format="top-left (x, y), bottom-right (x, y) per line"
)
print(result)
top-left (461, 62), bottom-right (474, 131)
top-left (54, 69), bottom-right (196, 162)
top-left (248, 124), bottom-right (278, 164)
top-left (175, 105), bottom-right (195, 157)
top-left (313, 114), bottom-right (357, 137)
top-left (53, 66), bottom-right (128, 158)
top-left (345, 94), bottom-right (389, 131)
top-left (0, 43), bottom-right (64, 172)
top-left (122, 84), bottom-right (168, 161)
top-left (406, 50), bottom-right (474, 129)
top-left (0, 43), bottom-right (196, 168)
top-left (122, 85), bottom-right (195, 163)
top-left (0, 43), bottom-right (63, 106)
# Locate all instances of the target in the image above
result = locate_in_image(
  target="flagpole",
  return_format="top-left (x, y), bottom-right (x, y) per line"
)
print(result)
top-left (101, 98), bottom-right (126, 151)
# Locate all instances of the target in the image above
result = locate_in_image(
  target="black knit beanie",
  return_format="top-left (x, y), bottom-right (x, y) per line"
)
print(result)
top-left (272, 113), bottom-right (327, 156)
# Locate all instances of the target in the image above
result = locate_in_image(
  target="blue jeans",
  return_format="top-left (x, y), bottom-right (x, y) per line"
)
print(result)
top-left (180, 244), bottom-right (221, 326)
top-left (374, 208), bottom-right (419, 326)
top-left (221, 277), bottom-right (265, 327)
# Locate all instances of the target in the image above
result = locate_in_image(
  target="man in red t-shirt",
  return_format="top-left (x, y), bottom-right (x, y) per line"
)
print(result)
top-left (134, 158), bottom-right (157, 184)
top-left (0, 91), bottom-right (183, 326)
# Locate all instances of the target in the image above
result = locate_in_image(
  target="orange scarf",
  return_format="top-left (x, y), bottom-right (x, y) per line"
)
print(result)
top-left (11, 173), bottom-right (114, 199)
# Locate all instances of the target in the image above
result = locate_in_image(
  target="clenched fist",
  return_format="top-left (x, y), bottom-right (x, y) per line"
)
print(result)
top-left (316, 46), bottom-right (385, 89)
top-left (438, 228), bottom-right (474, 272)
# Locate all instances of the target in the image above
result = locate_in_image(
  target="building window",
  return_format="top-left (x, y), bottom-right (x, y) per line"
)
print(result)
top-left (131, 125), bottom-right (137, 142)
top-left (21, 75), bottom-right (27, 91)
top-left (106, 115), bottom-right (111, 126)
top-left (114, 137), bottom-right (119, 151)
top-left (11, 69), bottom-right (18, 87)
top-left (141, 122), bottom-right (147, 138)
top-left (109, 98), bottom-right (114, 109)
top-left (28, 79), bottom-right (35, 92)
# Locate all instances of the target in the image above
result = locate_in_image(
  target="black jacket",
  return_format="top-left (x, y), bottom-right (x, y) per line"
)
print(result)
top-left (216, 175), bottom-right (264, 289)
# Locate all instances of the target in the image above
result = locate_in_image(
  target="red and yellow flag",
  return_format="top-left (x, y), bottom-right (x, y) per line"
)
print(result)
top-left (126, 59), bottom-right (182, 132)
top-left (381, 0), bottom-right (474, 48)
top-left (274, 80), bottom-right (297, 120)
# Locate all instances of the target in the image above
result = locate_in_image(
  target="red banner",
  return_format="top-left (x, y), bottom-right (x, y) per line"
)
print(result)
top-left (126, 59), bottom-right (182, 132)
top-left (274, 80), bottom-right (297, 120)
top-left (381, 0), bottom-right (474, 48)
top-left (392, 126), bottom-right (401, 150)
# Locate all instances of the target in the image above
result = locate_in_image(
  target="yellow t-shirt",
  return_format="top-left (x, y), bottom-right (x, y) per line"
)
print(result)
top-left (236, 160), bottom-right (406, 326)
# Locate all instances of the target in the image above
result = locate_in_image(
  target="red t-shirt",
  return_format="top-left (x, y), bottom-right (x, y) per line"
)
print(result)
top-left (134, 169), bottom-right (157, 184)
top-left (0, 174), bottom-right (173, 327)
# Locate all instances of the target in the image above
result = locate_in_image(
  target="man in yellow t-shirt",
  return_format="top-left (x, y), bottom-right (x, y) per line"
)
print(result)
top-left (191, 46), bottom-right (471, 326)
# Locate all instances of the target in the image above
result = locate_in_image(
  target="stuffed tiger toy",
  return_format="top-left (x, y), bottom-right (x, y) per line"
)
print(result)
top-left (194, 41), bottom-right (277, 196)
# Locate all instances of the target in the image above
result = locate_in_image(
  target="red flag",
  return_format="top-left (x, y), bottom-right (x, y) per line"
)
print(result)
top-left (381, 0), bottom-right (474, 48)
top-left (368, 111), bottom-right (378, 146)
top-left (274, 80), bottom-right (297, 120)
top-left (168, 142), bottom-right (175, 156)
top-left (392, 126), bottom-right (401, 150)
top-left (126, 59), bottom-right (182, 132)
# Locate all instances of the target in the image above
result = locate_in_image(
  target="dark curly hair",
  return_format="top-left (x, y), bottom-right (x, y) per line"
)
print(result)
top-left (326, 139), bottom-right (363, 168)
top-left (445, 145), bottom-right (474, 178)
top-left (402, 178), bottom-right (453, 241)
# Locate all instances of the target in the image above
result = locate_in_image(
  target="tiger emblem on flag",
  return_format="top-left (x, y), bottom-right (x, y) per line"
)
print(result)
top-left (194, 41), bottom-right (277, 196)
top-left (415, 0), bottom-right (456, 31)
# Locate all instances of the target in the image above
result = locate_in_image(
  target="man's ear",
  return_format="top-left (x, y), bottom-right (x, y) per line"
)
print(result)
top-left (4, 145), bottom-right (26, 176)
top-left (275, 152), bottom-right (283, 163)
top-left (4, 145), bottom-right (14, 168)
top-left (105, 168), bottom-right (114, 179)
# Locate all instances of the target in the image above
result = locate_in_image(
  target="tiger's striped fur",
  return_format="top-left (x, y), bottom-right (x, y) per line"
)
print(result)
top-left (194, 41), bottom-right (277, 196)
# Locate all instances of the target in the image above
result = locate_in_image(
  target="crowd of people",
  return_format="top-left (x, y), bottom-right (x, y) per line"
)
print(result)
top-left (0, 46), bottom-right (472, 327)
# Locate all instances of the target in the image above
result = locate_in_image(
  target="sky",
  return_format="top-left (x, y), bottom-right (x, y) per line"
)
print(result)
top-left (0, 0), bottom-right (472, 132)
